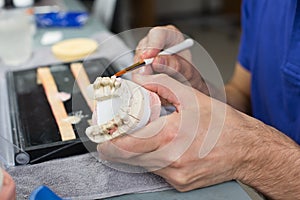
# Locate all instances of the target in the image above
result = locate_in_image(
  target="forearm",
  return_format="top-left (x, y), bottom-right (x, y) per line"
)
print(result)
top-left (225, 83), bottom-right (251, 114)
top-left (224, 62), bottom-right (251, 114)
top-left (235, 121), bottom-right (300, 199)
top-left (198, 81), bottom-right (251, 114)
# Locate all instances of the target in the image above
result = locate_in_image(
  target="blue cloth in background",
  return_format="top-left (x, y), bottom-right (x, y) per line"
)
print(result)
top-left (238, 0), bottom-right (300, 144)
top-left (35, 12), bottom-right (89, 28)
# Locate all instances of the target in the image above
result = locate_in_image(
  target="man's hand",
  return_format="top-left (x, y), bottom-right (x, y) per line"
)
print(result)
top-left (98, 74), bottom-right (300, 199)
top-left (0, 169), bottom-right (16, 200)
top-left (98, 74), bottom-right (253, 191)
top-left (133, 25), bottom-right (206, 92)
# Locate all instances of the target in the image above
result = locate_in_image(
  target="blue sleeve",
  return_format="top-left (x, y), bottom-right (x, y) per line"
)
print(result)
top-left (238, 0), bottom-right (252, 71)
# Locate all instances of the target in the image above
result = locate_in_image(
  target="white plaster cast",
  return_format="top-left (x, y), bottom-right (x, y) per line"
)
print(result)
top-left (85, 76), bottom-right (161, 143)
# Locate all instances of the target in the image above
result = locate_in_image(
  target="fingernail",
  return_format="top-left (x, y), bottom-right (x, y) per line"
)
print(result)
top-left (140, 50), bottom-right (148, 59)
top-left (142, 49), bottom-right (148, 55)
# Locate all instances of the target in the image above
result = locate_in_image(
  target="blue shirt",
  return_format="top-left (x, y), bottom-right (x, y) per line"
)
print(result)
top-left (238, 0), bottom-right (300, 144)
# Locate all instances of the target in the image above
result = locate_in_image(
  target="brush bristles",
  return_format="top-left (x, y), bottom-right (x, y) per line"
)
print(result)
top-left (114, 61), bottom-right (145, 77)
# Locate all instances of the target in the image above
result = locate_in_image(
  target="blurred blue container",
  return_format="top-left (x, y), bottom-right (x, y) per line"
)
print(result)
top-left (29, 185), bottom-right (65, 200)
top-left (35, 11), bottom-right (89, 28)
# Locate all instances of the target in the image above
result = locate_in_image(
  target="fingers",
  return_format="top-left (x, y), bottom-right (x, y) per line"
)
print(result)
top-left (0, 170), bottom-right (16, 200)
top-left (98, 112), bottom-right (183, 169)
top-left (152, 55), bottom-right (196, 83)
top-left (133, 30), bottom-right (201, 90)
top-left (98, 75), bottom-right (201, 171)
top-left (134, 25), bottom-right (185, 66)
top-left (150, 25), bottom-right (185, 49)
top-left (98, 149), bottom-right (167, 170)
top-left (134, 73), bottom-right (198, 109)
top-left (98, 115), bottom-right (167, 156)
top-left (133, 25), bottom-right (189, 75)
top-left (98, 74), bottom-right (196, 158)
top-left (98, 113), bottom-right (182, 166)
top-left (134, 37), bottom-right (160, 63)
top-left (148, 54), bottom-right (205, 92)
top-left (135, 74), bottom-right (191, 111)
top-left (136, 75), bottom-right (180, 108)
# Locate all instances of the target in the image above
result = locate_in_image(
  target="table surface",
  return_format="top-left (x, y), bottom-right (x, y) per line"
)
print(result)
top-left (30, 0), bottom-right (252, 199)
top-left (108, 181), bottom-right (252, 200)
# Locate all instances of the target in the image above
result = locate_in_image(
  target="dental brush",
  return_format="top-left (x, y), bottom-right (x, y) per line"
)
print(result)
top-left (114, 38), bottom-right (194, 77)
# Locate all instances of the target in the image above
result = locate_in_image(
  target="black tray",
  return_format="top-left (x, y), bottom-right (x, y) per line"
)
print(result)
top-left (6, 58), bottom-right (117, 165)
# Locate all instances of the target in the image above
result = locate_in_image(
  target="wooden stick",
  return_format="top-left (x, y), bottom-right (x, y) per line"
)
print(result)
top-left (37, 67), bottom-right (76, 141)
top-left (70, 63), bottom-right (95, 111)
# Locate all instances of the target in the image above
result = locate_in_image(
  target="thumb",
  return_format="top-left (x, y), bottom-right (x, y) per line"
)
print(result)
top-left (134, 74), bottom-right (198, 110)
top-left (134, 74), bottom-right (180, 108)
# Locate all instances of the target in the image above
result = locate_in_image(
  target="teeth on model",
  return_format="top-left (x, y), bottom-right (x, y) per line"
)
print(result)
top-left (93, 77), bottom-right (102, 89)
top-left (101, 77), bottom-right (110, 85)
top-left (94, 89), bottom-right (102, 100)
top-left (86, 76), bottom-right (152, 143)
top-left (111, 87), bottom-right (115, 94)
top-left (92, 76), bottom-right (122, 100)
top-left (100, 124), bottom-right (109, 135)
top-left (106, 121), bottom-right (115, 129)
top-left (110, 75), bottom-right (116, 86)
top-left (113, 116), bottom-right (123, 126)
top-left (103, 85), bottom-right (110, 96)
top-left (114, 80), bottom-right (121, 88)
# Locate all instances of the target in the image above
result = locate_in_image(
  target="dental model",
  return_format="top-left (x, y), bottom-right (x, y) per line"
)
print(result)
top-left (85, 76), bottom-right (161, 143)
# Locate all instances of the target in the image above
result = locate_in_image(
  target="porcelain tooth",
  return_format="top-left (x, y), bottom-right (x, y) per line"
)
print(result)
top-left (111, 87), bottom-right (116, 94)
top-left (110, 76), bottom-right (116, 86)
top-left (102, 77), bottom-right (110, 86)
top-left (106, 121), bottom-right (115, 129)
top-left (100, 125), bottom-right (109, 134)
top-left (93, 77), bottom-right (102, 89)
top-left (94, 89), bottom-right (102, 100)
top-left (104, 85), bottom-right (110, 97)
top-left (114, 79), bottom-right (121, 88)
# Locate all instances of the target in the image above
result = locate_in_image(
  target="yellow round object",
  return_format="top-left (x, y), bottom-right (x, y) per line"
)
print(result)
top-left (51, 38), bottom-right (98, 62)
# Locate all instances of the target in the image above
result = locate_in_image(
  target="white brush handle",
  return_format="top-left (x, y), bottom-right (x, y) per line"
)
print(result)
top-left (144, 38), bottom-right (194, 65)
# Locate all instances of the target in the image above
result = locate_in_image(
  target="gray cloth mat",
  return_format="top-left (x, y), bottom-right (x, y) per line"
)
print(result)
top-left (8, 153), bottom-right (171, 200)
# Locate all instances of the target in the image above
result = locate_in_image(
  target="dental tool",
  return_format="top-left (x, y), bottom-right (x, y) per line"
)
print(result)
top-left (114, 38), bottom-right (194, 77)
